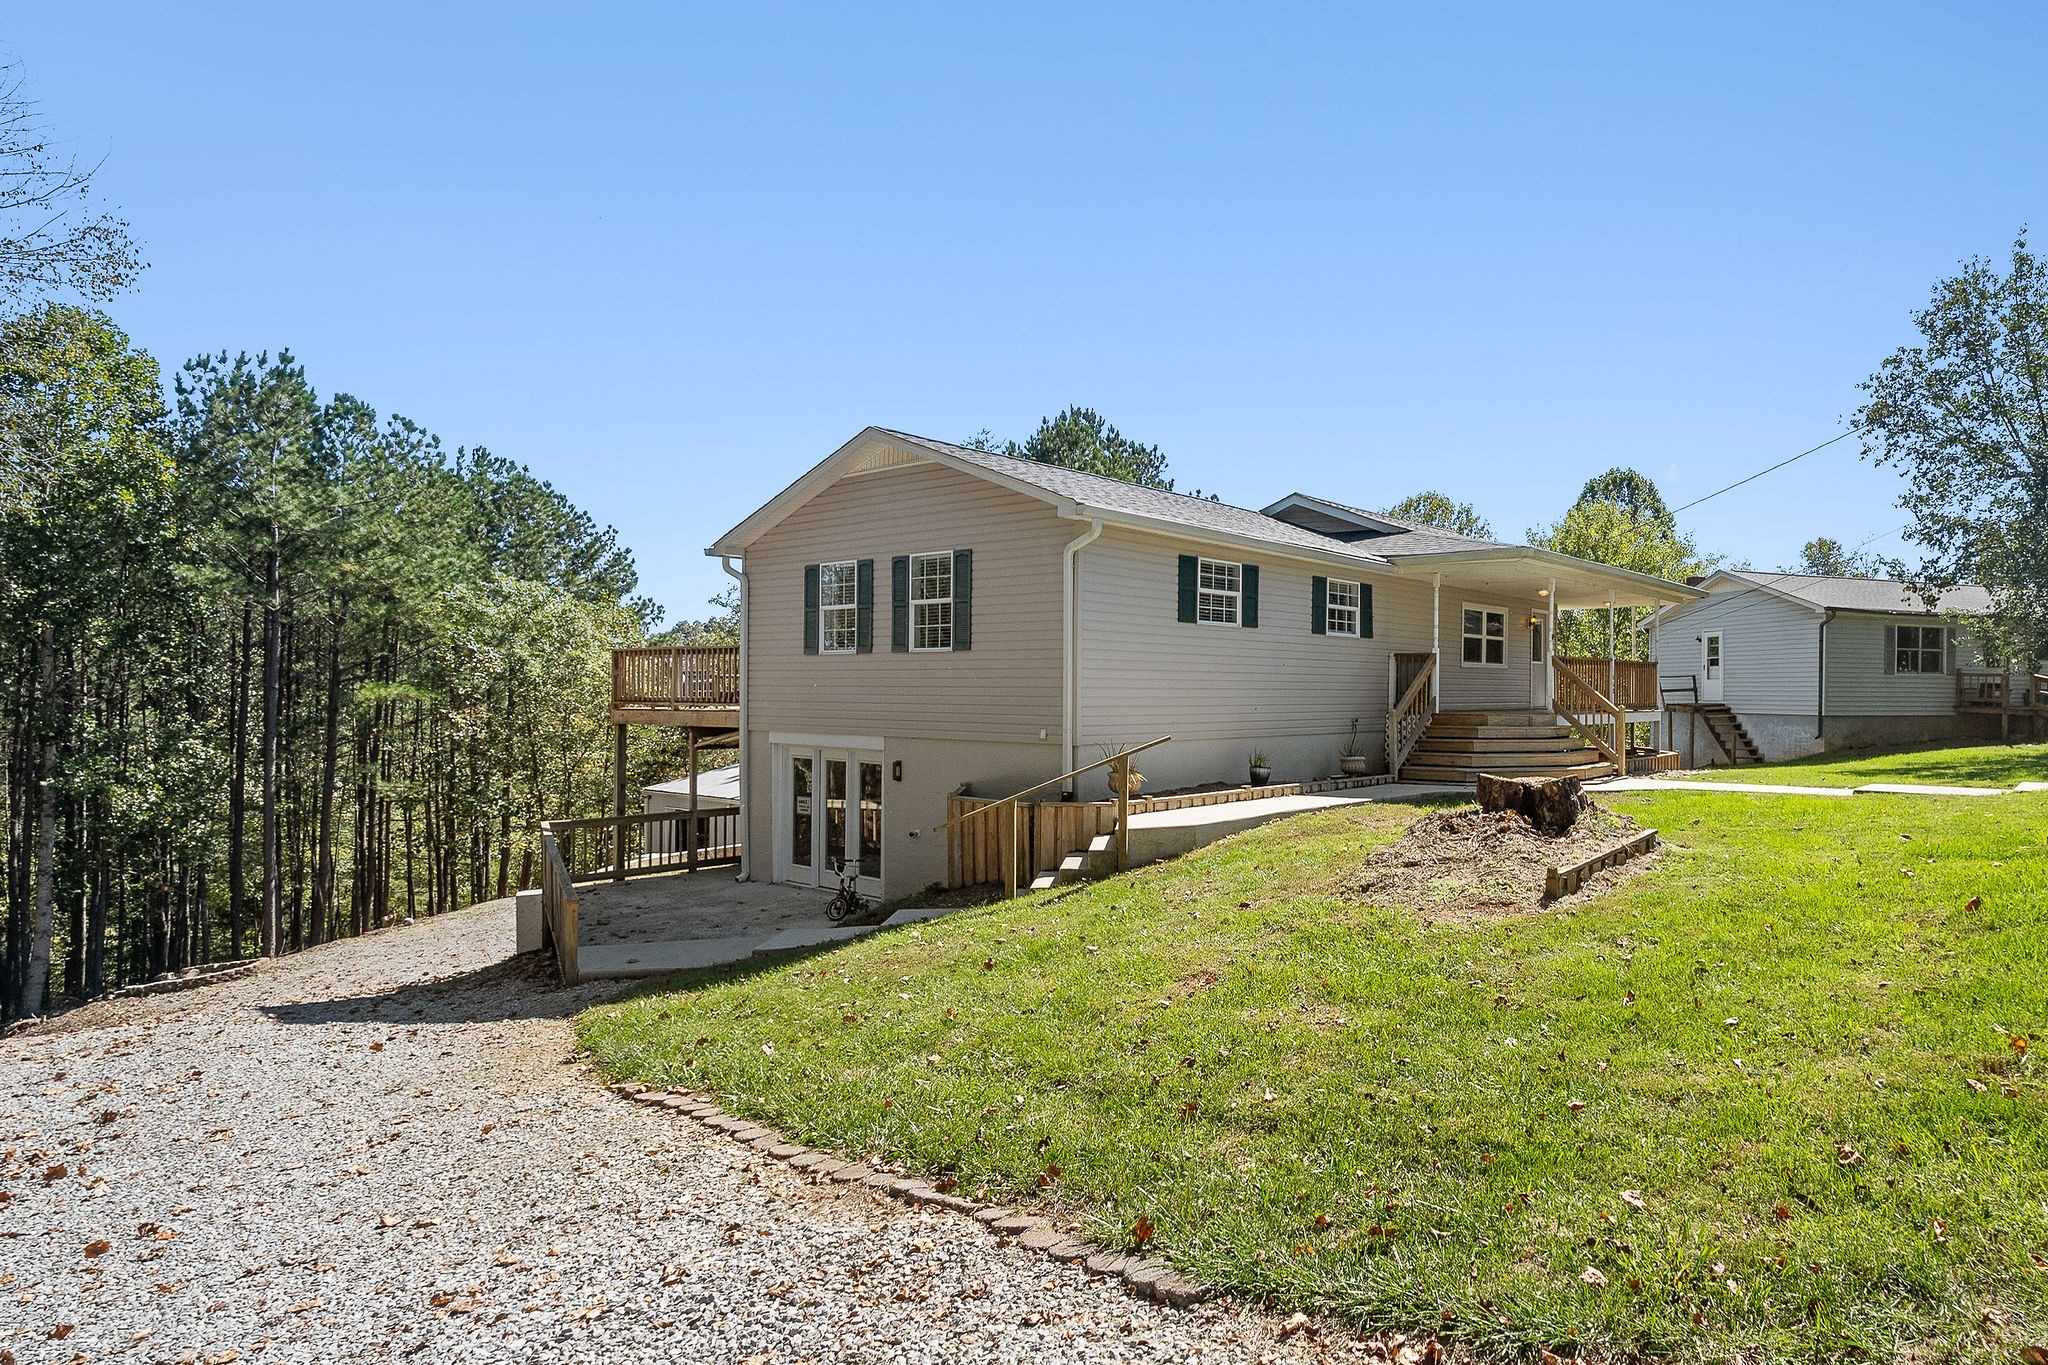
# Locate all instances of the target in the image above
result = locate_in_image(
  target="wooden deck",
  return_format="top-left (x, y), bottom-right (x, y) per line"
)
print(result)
top-left (611, 645), bottom-right (740, 727)
top-left (1955, 668), bottom-right (2048, 740)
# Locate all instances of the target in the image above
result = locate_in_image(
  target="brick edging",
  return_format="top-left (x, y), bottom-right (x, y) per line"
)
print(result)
top-left (606, 1081), bottom-right (1210, 1308)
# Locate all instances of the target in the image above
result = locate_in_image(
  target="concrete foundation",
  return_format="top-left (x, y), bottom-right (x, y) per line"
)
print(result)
top-left (514, 888), bottom-right (542, 954)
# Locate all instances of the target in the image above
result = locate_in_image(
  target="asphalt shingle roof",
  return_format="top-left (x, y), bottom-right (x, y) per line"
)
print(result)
top-left (878, 430), bottom-right (1396, 565)
top-left (1722, 570), bottom-right (1994, 615)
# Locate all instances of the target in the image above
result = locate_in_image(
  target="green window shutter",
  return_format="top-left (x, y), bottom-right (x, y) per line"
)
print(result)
top-left (1360, 583), bottom-right (1374, 638)
top-left (890, 556), bottom-right (910, 652)
top-left (1241, 564), bottom-right (1259, 628)
top-left (952, 548), bottom-right (973, 651)
top-left (855, 559), bottom-right (875, 653)
top-left (1944, 629), bottom-right (1957, 675)
top-left (1883, 624), bottom-right (1896, 675)
top-left (1310, 576), bottom-right (1327, 634)
top-left (1177, 555), bottom-right (1198, 623)
top-left (802, 564), bottom-right (819, 655)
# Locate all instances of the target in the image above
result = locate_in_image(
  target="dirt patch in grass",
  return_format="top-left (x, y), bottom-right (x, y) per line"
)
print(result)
top-left (1349, 801), bottom-right (1651, 922)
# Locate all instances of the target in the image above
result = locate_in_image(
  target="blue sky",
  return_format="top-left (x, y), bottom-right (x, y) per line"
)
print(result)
top-left (9, 4), bottom-right (2042, 623)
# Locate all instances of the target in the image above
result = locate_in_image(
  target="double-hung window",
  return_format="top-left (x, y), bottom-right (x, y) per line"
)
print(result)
top-left (1324, 579), bottom-right (1361, 636)
top-left (909, 551), bottom-right (953, 651)
top-left (1197, 558), bottom-right (1241, 625)
top-left (818, 560), bottom-right (859, 653)
top-left (1896, 624), bottom-right (1945, 674)
top-left (1462, 604), bottom-right (1506, 666)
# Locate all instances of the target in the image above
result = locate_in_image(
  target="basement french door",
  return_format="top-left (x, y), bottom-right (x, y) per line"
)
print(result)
top-left (774, 743), bottom-right (883, 896)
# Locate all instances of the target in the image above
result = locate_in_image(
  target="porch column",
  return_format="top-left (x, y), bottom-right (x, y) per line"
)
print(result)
top-left (1430, 574), bottom-right (1442, 707)
top-left (1546, 577), bottom-right (1557, 712)
top-left (612, 722), bottom-right (627, 881)
top-left (1607, 592), bottom-right (1617, 701)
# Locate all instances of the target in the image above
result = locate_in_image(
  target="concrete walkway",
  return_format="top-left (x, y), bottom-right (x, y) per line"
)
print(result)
top-left (576, 870), bottom-right (874, 979)
top-left (1596, 776), bottom-right (2026, 798)
top-left (1123, 781), bottom-right (1469, 864)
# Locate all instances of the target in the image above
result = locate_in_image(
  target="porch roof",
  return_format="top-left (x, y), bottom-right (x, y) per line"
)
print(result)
top-left (1385, 547), bottom-right (1703, 610)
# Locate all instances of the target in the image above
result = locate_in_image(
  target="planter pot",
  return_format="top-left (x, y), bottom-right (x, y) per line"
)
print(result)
top-left (1107, 768), bottom-right (1144, 796)
top-left (1249, 766), bottom-right (1272, 787)
top-left (1338, 755), bottom-right (1372, 776)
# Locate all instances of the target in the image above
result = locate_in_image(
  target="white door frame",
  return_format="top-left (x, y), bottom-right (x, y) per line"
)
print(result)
top-left (771, 740), bottom-right (884, 896)
top-left (1700, 632), bottom-right (1724, 703)
top-left (1529, 618), bottom-right (1550, 708)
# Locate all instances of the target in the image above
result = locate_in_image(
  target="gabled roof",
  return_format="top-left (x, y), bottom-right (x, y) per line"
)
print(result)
top-left (1701, 570), bottom-right (1993, 617)
top-left (707, 426), bottom-right (1701, 607)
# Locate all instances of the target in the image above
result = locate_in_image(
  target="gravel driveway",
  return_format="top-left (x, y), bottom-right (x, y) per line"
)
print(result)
top-left (0, 901), bottom-right (1362, 1364)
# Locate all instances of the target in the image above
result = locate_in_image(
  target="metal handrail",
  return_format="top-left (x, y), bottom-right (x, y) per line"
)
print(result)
top-left (933, 735), bottom-right (1171, 900)
top-left (931, 735), bottom-right (1174, 832)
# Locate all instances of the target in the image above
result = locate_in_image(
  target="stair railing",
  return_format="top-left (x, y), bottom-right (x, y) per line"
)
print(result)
top-left (932, 736), bottom-right (1172, 900)
top-left (1551, 656), bottom-right (1626, 772)
top-left (1385, 654), bottom-right (1437, 778)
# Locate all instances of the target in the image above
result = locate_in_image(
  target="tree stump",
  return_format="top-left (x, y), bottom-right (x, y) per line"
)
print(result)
top-left (1475, 773), bottom-right (1588, 835)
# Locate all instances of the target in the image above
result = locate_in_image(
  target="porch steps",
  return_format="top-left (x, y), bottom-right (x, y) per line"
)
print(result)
top-left (1695, 703), bottom-right (1765, 765)
top-left (1029, 834), bottom-right (1119, 892)
top-left (1400, 708), bottom-right (1616, 784)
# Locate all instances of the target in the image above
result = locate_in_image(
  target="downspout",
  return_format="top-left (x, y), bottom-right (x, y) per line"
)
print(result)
top-left (721, 554), bottom-right (749, 881)
top-left (1817, 609), bottom-right (1833, 743)
top-left (1061, 518), bottom-right (1105, 789)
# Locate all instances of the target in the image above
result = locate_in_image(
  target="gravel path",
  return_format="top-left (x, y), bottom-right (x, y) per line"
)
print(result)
top-left (0, 901), bottom-right (1367, 1364)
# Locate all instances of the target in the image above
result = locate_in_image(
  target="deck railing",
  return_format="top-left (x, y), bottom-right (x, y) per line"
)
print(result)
top-left (1385, 653), bottom-right (1437, 778)
top-left (1553, 656), bottom-right (1626, 771)
top-left (1558, 656), bottom-right (1660, 712)
top-left (934, 737), bottom-right (1171, 899)
top-left (1954, 668), bottom-right (2048, 711)
top-left (546, 807), bottom-right (742, 883)
top-left (538, 826), bottom-right (581, 984)
top-left (612, 645), bottom-right (740, 710)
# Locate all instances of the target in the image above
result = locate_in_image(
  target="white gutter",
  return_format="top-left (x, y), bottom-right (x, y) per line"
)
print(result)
top-left (1061, 517), bottom-right (1105, 785)
top-left (720, 554), bottom-right (749, 882)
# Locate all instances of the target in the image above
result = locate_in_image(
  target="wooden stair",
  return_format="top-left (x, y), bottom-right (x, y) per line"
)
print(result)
top-left (1029, 833), bottom-right (1118, 892)
top-left (1400, 709), bottom-right (1616, 784)
top-left (1694, 703), bottom-right (1765, 765)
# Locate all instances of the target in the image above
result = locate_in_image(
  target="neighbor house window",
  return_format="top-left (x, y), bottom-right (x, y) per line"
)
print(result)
top-left (1325, 579), bottom-right (1361, 636)
top-left (1897, 624), bottom-right (1946, 674)
top-left (1462, 604), bottom-right (1506, 666)
top-left (1198, 558), bottom-right (1242, 625)
top-left (819, 560), bottom-right (858, 653)
top-left (909, 551), bottom-right (954, 651)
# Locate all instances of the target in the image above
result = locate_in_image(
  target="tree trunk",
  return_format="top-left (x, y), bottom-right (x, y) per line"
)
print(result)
top-left (260, 543), bottom-right (282, 956)
top-left (1475, 773), bottom-right (1588, 835)
top-left (25, 627), bottom-right (58, 1018)
top-left (227, 601), bottom-right (252, 959)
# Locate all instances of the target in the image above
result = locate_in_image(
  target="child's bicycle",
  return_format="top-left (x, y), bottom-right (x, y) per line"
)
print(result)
top-left (825, 858), bottom-right (869, 923)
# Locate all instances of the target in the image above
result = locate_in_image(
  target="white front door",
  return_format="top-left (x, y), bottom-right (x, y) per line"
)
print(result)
top-left (1701, 633), bottom-right (1724, 702)
top-left (775, 744), bottom-right (883, 896)
top-left (1529, 620), bottom-right (1550, 708)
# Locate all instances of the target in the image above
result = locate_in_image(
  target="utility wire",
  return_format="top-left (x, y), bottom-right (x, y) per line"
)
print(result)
top-left (1670, 429), bottom-right (1859, 515)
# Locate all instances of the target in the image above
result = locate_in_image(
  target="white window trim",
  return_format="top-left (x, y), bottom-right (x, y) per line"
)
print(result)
top-left (1197, 557), bottom-right (1242, 627)
top-left (1324, 578), bottom-right (1360, 638)
top-left (1460, 602), bottom-right (1508, 669)
top-left (1897, 623), bottom-right (1946, 675)
top-left (907, 549), bottom-right (955, 653)
top-left (818, 559), bottom-right (858, 655)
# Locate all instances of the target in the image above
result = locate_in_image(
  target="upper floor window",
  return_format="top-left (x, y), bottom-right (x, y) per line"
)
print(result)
top-left (1462, 604), bottom-right (1506, 666)
top-left (910, 551), bottom-right (954, 651)
top-left (1325, 579), bottom-right (1361, 636)
top-left (819, 560), bottom-right (859, 653)
top-left (1897, 624), bottom-right (1946, 674)
top-left (1198, 558), bottom-right (1241, 625)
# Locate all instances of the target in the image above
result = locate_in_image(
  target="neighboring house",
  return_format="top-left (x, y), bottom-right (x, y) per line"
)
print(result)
top-left (1648, 570), bottom-right (2038, 764)
top-left (688, 427), bottom-right (1698, 900)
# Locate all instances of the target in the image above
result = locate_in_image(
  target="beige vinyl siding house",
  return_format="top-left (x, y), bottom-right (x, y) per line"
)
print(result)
top-left (1651, 570), bottom-right (2009, 762)
top-left (710, 427), bottom-right (1699, 899)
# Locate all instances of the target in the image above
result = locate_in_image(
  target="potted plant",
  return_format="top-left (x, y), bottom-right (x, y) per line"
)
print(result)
top-left (1248, 751), bottom-right (1272, 786)
top-left (1100, 742), bottom-right (1145, 796)
top-left (1338, 718), bottom-right (1373, 776)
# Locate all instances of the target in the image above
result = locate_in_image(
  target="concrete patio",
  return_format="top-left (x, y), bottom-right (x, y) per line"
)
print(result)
top-left (574, 869), bottom-right (875, 979)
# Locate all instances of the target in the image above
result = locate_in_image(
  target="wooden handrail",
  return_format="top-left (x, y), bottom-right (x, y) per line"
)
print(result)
top-left (538, 826), bottom-right (580, 984)
top-left (1557, 656), bottom-right (1660, 712)
top-left (931, 736), bottom-right (1174, 832)
top-left (1553, 656), bottom-right (1626, 771)
top-left (933, 736), bottom-right (1171, 900)
top-left (1384, 654), bottom-right (1437, 777)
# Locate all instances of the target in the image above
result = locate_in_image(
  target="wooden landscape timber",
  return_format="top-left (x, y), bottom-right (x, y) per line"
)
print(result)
top-left (1544, 827), bottom-right (1661, 898)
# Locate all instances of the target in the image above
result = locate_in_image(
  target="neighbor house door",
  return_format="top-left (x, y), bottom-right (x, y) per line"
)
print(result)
top-left (1700, 633), bottom-right (1724, 703)
top-left (774, 744), bottom-right (883, 896)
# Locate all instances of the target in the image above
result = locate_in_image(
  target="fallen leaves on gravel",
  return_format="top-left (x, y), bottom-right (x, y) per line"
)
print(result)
top-left (82, 1239), bottom-right (110, 1258)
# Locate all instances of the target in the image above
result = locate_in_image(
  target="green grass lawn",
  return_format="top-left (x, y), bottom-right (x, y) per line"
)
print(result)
top-left (1682, 741), bottom-right (2048, 789)
top-left (577, 791), bottom-right (2048, 1362)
